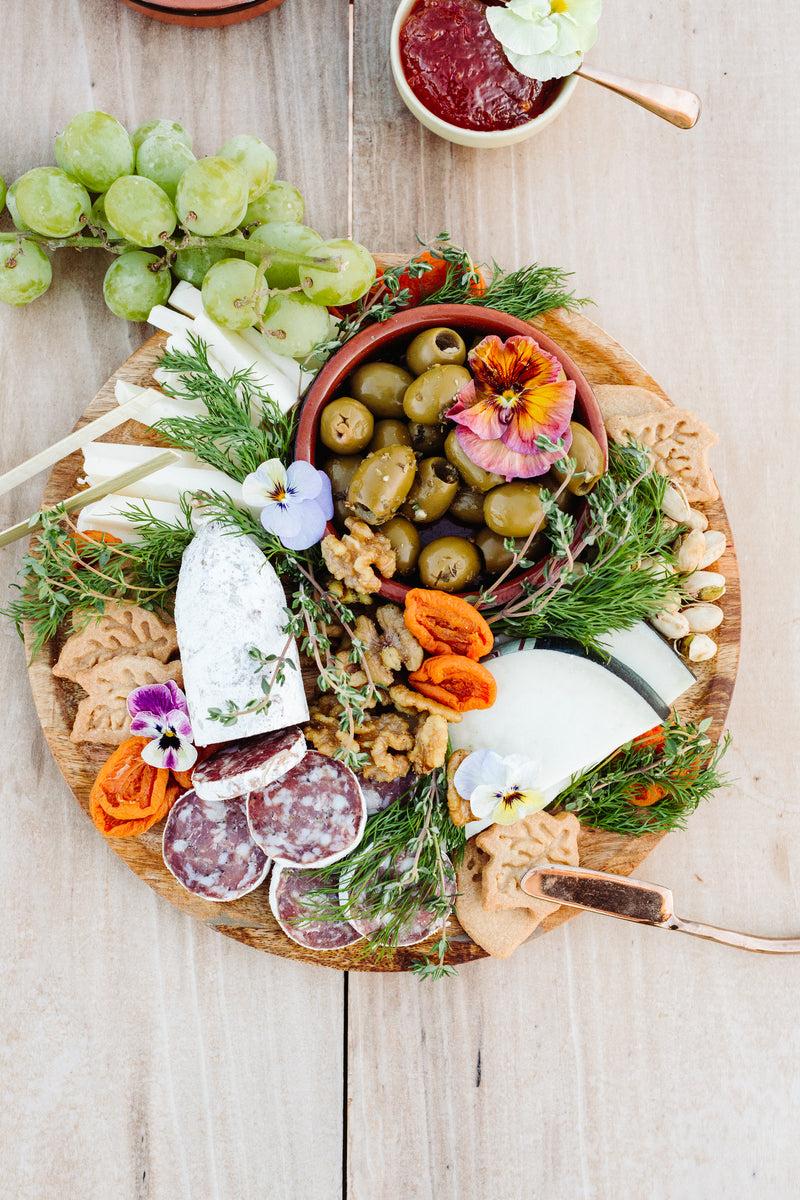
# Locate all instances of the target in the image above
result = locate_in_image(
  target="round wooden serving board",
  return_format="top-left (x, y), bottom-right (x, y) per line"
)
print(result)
top-left (25, 277), bottom-right (741, 971)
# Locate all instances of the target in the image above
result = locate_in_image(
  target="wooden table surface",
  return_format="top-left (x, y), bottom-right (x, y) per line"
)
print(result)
top-left (2, 3), bottom-right (799, 1197)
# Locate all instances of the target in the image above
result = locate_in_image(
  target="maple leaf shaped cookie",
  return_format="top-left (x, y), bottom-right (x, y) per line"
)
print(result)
top-left (53, 603), bottom-right (178, 682)
top-left (455, 842), bottom-right (542, 959)
top-left (605, 407), bottom-right (719, 504)
top-left (476, 811), bottom-right (580, 914)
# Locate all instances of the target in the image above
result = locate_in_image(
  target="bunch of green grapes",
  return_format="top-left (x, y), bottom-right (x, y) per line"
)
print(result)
top-left (0, 111), bottom-right (376, 361)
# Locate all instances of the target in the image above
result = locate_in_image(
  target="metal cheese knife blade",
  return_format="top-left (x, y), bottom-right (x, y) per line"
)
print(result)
top-left (521, 865), bottom-right (800, 954)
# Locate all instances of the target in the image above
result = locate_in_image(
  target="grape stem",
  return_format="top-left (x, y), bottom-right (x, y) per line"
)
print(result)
top-left (0, 230), bottom-right (338, 272)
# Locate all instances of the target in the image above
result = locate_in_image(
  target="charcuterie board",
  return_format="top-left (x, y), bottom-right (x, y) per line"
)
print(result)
top-left (24, 256), bottom-right (741, 971)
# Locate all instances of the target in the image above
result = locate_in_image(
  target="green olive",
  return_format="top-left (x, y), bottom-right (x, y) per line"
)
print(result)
top-left (475, 528), bottom-right (518, 574)
top-left (409, 420), bottom-right (447, 455)
top-left (350, 362), bottom-right (414, 418)
top-left (381, 516), bottom-right (421, 576)
top-left (444, 429), bottom-right (504, 492)
top-left (552, 422), bottom-right (605, 495)
top-left (324, 454), bottom-right (360, 499)
top-left (346, 444), bottom-right (417, 525)
top-left (483, 483), bottom-right (545, 539)
top-left (368, 418), bottom-right (412, 452)
top-left (406, 327), bottom-right (467, 375)
top-left (401, 457), bottom-right (459, 525)
top-left (418, 536), bottom-right (482, 593)
top-left (402, 364), bottom-right (471, 425)
top-left (319, 397), bottom-right (374, 454)
top-left (449, 487), bottom-right (485, 527)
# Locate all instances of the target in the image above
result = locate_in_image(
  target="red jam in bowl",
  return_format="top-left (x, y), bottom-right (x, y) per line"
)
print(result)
top-left (399, 0), bottom-right (562, 133)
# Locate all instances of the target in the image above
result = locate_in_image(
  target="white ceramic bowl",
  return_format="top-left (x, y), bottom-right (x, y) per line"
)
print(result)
top-left (390, 0), bottom-right (578, 148)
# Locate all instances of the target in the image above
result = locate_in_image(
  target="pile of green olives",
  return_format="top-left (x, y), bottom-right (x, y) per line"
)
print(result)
top-left (318, 326), bottom-right (605, 593)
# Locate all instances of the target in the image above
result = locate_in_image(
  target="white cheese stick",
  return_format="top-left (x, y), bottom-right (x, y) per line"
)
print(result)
top-left (147, 305), bottom-right (194, 338)
top-left (76, 495), bottom-right (184, 542)
top-left (114, 380), bottom-right (207, 424)
top-left (81, 442), bottom-right (247, 508)
top-left (168, 280), bottom-right (203, 319)
top-left (239, 326), bottom-right (312, 396)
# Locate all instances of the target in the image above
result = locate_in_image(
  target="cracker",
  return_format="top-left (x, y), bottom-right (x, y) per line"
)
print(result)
top-left (593, 384), bottom-right (670, 426)
top-left (476, 811), bottom-right (580, 913)
top-left (446, 749), bottom-right (472, 828)
top-left (605, 407), bottom-right (719, 504)
top-left (70, 655), bottom-right (184, 746)
top-left (53, 603), bottom-right (178, 682)
top-left (455, 842), bottom-right (541, 959)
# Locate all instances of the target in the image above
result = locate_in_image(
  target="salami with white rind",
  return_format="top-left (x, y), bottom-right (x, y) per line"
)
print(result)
top-left (192, 727), bottom-right (307, 802)
top-left (162, 790), bottom-right (270, 902)
top-left (175, 522), bottom-right (308, 746)
top-left (341, 850), bottom-right (456, 947)
top-left (247, 751), bottom-right (366, 868)
top-left (269, 866), bottom-right (363, 950)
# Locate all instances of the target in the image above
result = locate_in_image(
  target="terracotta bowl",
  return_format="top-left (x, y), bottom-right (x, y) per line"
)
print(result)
top-left (295, 303), bottom-right (607, 604)
top-left (120, 0), bottom-right (286, 27)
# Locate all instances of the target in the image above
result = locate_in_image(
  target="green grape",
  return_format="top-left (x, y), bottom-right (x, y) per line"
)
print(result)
top-left (104, 175), bottom-right (177, 246)
top-left (103, 250), bottom-right (171, 320)
top-left (301, 238), bottom-right (376, 307)
top-left (13, 167), bottom-right (91, 238)
top-left (54, 111), bottom-right (134, 192)
top-left (175, 156), bottom-right (249, 236)
top-left (136, 134), bottom-right (196, 201)
top-left (5, 181), bottom-right (31, 232)
top-left (88, 194), bottom-right (124, 241)
top-left (260, 292), bottom-right (335, 360)
top-left (0, 176), bottom-right (5, 212)
top-left (132, 119), bottom-right (192, 154)
top-left (173, 243), bottom-right (238, 286)
top-left (201, 258), bottom-right (263, 330)
top-left (243, 180), bottom-right (305, 227)
top-left (218, 135), bottom-right (277, 202)
top-left (245, 221), bottom-right (323, 289)
top-left (0, 239), bottom-right (52, 306)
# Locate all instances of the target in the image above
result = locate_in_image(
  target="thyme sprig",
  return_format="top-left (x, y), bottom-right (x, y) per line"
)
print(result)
top-left (207, 639), bottom-right (297, 726)
top-left (557, 718), bottom-right (731, 835)
top-left (305, 769), bottom-right (465, 976)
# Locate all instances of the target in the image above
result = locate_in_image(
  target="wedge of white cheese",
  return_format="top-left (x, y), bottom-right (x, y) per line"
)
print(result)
top-left (450, 643), bottom-right (667, 839)
top-left (175, 521), bottom-right (308, 746)
top-left (598, 621), bottom-right (695, 708)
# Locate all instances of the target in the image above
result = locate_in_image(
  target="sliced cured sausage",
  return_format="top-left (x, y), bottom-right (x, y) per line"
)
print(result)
top-left (192, 727), bottom-right (307, 802)
top-left (342, 849), bottom-right (456, 947)
top-left (162, 790), bottom-right (270, 902)
top-left (247, 751), bottom-right (366, 868)
top-left (269, 866), bottom-right (362, 951)
top-left (359, 772), bottom-right (416, 816)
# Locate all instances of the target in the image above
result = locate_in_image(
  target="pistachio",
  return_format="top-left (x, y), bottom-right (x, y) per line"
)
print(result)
top-left (662, 485), bottom-right (692, 524)
top-left (683, 570), bottom-right (726, 601)
top-left (698, 530), bottom-right (726, 570)
top-left (686, 507), bottom-right (709, 532)
top-left (639, 555), bottom-right (675, 580)
top-left (675, 528), bottom-right (706, 575)
top-left (684, 603), bottom-right (724, 633)
top-left (652, 609), bottom-right (690, 640)
top-left (681, 633), bottom-right (718, 663)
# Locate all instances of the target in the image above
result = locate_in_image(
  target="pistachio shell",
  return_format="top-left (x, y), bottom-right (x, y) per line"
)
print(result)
top-left (684, 603), bottom-right (724, 633)
top-left (682, 633), bottom-right (718, 663)
top-left (698, 530), bottom-right (726, 570)
top-left (651, 610), bottom-right (690, 639)
top-left (662, 485), bottom-right (692, 524)
top-left (676, 529), bottom-right (706, 575)
top-left (683, 570), bottom-right (726, 601)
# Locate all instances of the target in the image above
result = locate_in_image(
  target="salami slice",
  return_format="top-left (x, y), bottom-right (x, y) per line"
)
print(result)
top-left (247, 751), bottom-right (366, 868)
top-left (269, 866), bottom-right (363, 951)
top-left (192, 727), bottom-right (307, 802)
top-left (162, 790), bottom-right (270, 902)
top-left (342, 850), bottom-right (456, 947)
top-left (360, 772), bottom-right (417, 816)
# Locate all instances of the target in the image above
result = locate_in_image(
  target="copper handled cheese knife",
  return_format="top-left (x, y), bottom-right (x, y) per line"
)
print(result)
top-left (521, 865), bottom-right (800, 954)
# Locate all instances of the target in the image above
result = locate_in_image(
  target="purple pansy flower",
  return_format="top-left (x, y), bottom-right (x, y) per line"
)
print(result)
top-left (127, 680), bottom-right (197, 773)
top-left (241, 458), bottom-right (333, 552)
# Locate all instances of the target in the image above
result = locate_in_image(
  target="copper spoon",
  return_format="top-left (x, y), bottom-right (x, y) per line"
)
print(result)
top-left (521, 864), bottom-right (800, 954)
top-left (575, 65), bottom-right (701, 130)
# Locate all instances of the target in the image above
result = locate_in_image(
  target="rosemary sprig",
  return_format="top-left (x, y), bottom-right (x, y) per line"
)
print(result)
top-left (154, 335), bottom-right (298, 480)
top-left (557, 718), bottom-right (731, 835)
top-left (305, 769), bottom-right (465, 973)
top-left (486, 444), bottom-right (680, 652)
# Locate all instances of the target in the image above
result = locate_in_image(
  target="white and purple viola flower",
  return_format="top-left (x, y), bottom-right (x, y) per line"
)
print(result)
top-left (454, 748), bottom-right (547, 825)
top-left (127, 680), bottom-right (198, 773)
top-left (242, 458), bottom-right (333, 552)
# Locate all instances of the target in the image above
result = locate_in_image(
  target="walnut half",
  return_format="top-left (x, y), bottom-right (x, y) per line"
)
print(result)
top-left (321, 519), bottom-right (396, 595)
